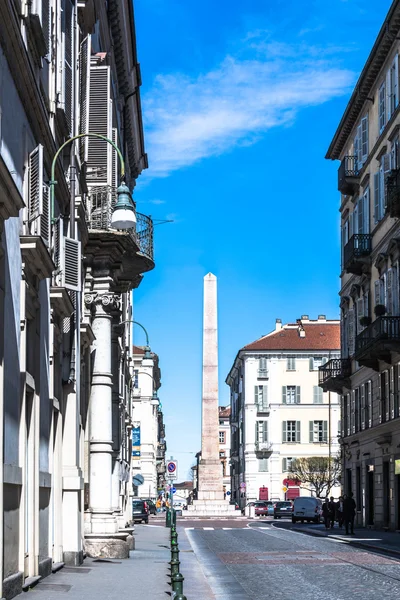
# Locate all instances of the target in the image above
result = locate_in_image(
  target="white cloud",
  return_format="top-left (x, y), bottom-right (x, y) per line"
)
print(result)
top-left (143, 42), bottom-right (355, 177)
top-left (148, 199), bottom-right (166, 205)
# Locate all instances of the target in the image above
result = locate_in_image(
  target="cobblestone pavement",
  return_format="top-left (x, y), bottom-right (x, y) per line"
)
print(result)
top-left (185, 522), bottom-right (400, 600)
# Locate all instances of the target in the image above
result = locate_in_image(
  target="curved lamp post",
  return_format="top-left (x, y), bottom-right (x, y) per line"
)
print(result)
top-left (49, 132), bottom-right (136, 230)
top-left (119, 319), bottom-right (152, 358)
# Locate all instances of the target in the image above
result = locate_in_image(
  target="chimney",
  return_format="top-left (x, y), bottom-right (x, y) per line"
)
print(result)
top-left (301, 314), bottom-right (309, 321)
top-left (318, 315), bottom-right (326, 322)
top-left (298, 321), bottom-right (306, 338)
top-left (275, 318), bottom-right (282, 331)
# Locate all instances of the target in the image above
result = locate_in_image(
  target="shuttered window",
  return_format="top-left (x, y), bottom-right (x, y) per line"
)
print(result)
top-left (79, 36), bottom-right (92, 164)
top-left (87, 63), bottom-right (112, 185)
top-left (286, 357), bottom-right (296, 371)
top-left (41, 0), bottom-right (51, 59)
top-left (313, 386), bottom-right (323, 404)
top-left (254, 385), bottom-right (268, 412)
top-left (361, 115), bottom-right (369, 164)
top-left (283, 421), bottom-right (300, 443)
top-left (282, 457), bottom-right (295, 472)
top-left (348, 308), bottom-right (355, 356)
top-left (258, 458), bottom-right (269, 472)
top-left (282, 386), bottom-right (300, 404)
top-left (389, 55), bottom-right (399, 117)
top-left (379, 82), bottom-right (386, 133)
top-left (256, 421), bottom-right (268, 443)
top-left (28, 144), bottom-right (50, 247)
top-left (61, 0), bottom-right (74, 135)
top-left (309, 421), bottom-right (328, 443)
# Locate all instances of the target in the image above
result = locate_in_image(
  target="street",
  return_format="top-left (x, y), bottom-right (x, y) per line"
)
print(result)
top-left (177, 518), bottom-right (400, 600)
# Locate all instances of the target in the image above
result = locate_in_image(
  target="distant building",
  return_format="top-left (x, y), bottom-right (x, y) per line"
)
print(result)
top-left (131, 346), bottom-right (166, 500)
top-left (226, 316), bottom-right (341, 508)
top-left (219, 406), bottom-right (231, 497)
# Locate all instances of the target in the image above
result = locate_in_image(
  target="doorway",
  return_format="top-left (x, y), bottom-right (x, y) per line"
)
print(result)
top-left (24, 391), bottom-right (34, 576)
top-left (366, 467), bottom-right (374, 526)
top-left (383, 461), bottom-right (390, 528)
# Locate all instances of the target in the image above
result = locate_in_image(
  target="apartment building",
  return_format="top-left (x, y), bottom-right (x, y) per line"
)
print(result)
top-left (131, 345), bottom-right (166, 500)
top-left (0, 0), bottom-right (153, 596)
top-left (219, 406), bottom-right (231, 497)
top-left (226, 317), bottom-right (340, 508)
top-left (324, 0), bottom-right (400, 531)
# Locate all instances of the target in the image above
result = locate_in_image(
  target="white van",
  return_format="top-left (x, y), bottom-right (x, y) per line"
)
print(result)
top-left (292, 497), bottom-right (322, 524)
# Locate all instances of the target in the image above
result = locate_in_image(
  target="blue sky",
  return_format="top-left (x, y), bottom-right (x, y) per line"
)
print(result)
top-left (132, 0), bottom-right (393, 481)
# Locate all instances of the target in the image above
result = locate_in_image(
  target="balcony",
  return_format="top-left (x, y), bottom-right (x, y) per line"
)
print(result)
top-left (386, 169), bottom-right (400, 218)
top-left (355, 316), bottom-right (400, 370)
top-left (319, 359), bottom-right (351, 393)
top-left (257, 368), bottom-right (268, 379)
top-left (85, 186), bottom-right (155, 281)
top-left (343, 234), bottom-right (372, 275)
top-left (255, 440), bottom-right (273, 457)
top-left (338, 155), bottom-right (360, 195)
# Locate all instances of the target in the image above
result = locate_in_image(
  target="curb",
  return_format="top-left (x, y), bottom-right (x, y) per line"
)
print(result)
top-left (291, 526), bottom-right (400, 558)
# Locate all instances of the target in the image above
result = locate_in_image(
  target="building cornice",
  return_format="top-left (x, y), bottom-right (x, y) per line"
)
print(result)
top-left (326, 0), bottom-right (400, 160)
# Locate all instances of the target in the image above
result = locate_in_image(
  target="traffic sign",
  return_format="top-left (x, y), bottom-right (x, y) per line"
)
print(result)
top-left (226, 491), bottom-right (231, 496)
top-left (240, 482), bottom-right (246, 489)
top-left (167, 460), bottom-right (178, 480)
top-left (282, 486), bottom-right (288, 493)
top-left (171, 487), bottom-right (177, 494)
top-left (132, 474), bottom-right (144, 486)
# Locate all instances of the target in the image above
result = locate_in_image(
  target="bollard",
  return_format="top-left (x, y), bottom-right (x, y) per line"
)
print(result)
top-left (171, 528), bottom-right (178, 544)
top-left (170, 544), bottom-right (180, 578)
top-left (171, 572), bottom-right (186, 599)
top-left (172, 508), bottom-right (177, 528)
top-left (166, 509), bottom-right (172, 528)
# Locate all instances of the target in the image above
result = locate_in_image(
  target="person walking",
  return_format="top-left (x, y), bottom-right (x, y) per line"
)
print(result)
top-left (343, 492), bottom-right (357, 535)
top-left (322, 498), bottom-right (330, 530)
top-left (328, 496), bottom-right (336, 529)
top-left (336, 496), bottom-right (344, 528)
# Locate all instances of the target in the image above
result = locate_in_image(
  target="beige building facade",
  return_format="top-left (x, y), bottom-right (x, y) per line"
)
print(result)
top-left (324, 0), bottom-right (400, 531)
top-left (226, 317), bottom-right (340, 509)
top-left (219, 406), bottom-right (231, 497)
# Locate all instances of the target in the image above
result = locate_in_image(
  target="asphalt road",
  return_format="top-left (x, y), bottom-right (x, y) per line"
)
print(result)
top-left (183, 520), bottom-right (400, 600)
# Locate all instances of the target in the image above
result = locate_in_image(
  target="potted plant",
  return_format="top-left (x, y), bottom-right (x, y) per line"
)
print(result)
top-left (374, 304), bottom-right (387, 317)
top-left (359, 315), bottom-right (372, 327)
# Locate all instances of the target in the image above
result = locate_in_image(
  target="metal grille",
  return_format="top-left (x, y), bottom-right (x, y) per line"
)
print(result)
top-left (318, 359), bottom-right (351, 386)
top-left (355, 316), bottom-right (400, 354)
top-left (136, 212), bottom-right (154, 261)
top-left (338, 155), bottom-right (359, 194)
top-left (343, 233), bottom-right (372, 269)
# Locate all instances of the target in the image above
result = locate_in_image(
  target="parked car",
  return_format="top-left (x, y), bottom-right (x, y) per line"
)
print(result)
top-left (255, 501), bottom-right (273, 517)
top-left (142, 499), bottom-right (157, 515)
top-left (273, 501), bottom-right (293, 519)
top-left (132, 500), bottom-right (149, 523)
top-left (292, 497), bottom-right (322, 524)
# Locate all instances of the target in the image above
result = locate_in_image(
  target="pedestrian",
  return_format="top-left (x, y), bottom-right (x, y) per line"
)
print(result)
top-left (328, 496), bottom-right (336, 529)
top-left (322, 498), bottom-right (330, 529)
top-left (343, 492), bottom-right (356, 535)
top-left (336, 496), bottom-right (344, 528)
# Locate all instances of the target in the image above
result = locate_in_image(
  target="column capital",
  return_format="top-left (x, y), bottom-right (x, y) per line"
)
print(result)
top-left (84, 292), bottom-right (121, 314)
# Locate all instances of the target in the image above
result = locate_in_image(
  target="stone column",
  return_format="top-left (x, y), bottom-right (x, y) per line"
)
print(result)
top-left (111, 312), bottom-right (123, 527)
top-left (198, 273), bottom-right (224, 501)
top-left (85, 291), bottom-right (119, 536)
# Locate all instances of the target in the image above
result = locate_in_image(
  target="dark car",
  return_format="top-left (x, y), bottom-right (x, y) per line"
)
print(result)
top-left (273, 501), bottom-right (293, 519)
top-left (132, 500), bottom-right (149, 523)
top-left (142, 499), bottom-right (156, 515)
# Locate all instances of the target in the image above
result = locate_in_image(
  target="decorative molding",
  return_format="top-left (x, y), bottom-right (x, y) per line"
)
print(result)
top-left (50, 287), bottom-right (74, 319)
top-left (20, 235), bottom-right (55, 280)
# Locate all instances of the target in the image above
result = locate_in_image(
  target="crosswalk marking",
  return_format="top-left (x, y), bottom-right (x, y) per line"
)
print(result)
top-left (222, 527), bottom-right (232, 530)
top-left (203, 527), bottom-right (214, 530)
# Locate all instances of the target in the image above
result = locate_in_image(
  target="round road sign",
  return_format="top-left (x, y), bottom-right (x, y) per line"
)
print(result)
top-left (167, 461), bottom-right (177, 474)
top-left (240, 482), bottom-right (246, 489)
top-left (226, 491), bottom-right (231, 496)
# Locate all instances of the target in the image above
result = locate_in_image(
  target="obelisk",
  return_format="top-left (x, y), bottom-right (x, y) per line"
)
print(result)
top-left (197, 273), bottom-right (225, 501)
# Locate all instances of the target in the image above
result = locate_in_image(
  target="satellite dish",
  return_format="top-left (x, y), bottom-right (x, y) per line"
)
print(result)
top-left (132, 474), bottom-right (144, 486)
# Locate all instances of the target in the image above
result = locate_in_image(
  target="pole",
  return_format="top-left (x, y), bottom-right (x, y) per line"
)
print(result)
top-left (328, 391), bottom-right (332, 494)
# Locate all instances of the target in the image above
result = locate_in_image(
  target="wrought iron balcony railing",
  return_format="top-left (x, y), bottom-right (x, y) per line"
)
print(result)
top-left (386, 168), bottom-right (400, 218)
top-left (355, 316), bottom-right (400, 368)
top-left (85, 186), bottom-right (154, 262)
top-left (338, 155), bottom-right (360, 195)
top-left (255, 440), bottom-right (273, 455)
top-left (319, 359), bottom-right (351, 393)
top-left (343, 233), bottom-right (372, 274)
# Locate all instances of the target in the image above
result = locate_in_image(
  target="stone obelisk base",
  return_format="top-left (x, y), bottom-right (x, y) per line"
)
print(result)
top-left (185, 459), bottom-right (238, 517)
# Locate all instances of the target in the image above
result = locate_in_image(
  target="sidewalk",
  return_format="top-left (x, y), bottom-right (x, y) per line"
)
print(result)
top-left (292, 522), bottom-right (400, 556)
top-left (27, 527), bottom-right (171, 600)
top-left (24, 524), bottom-right (215, 600)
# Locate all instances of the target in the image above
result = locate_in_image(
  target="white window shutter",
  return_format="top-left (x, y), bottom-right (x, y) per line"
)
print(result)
top-left (79, 36), bottom-right (92, 164)
top-left (62, 0), bottom-right (74, 135)
top-left (62, 237), bottom-right (81, 291)
top-left (374, 280), bottom-right (381, 305)
top-left (348, 308), bottom-right (355, 355)
top-left (87, 64), bottom-right (112, 185)
top-left (41, 0), bottom-right (51, 59)
top-left (295, 421), bottom-right (300, 443)
top-left (309, 421), bottom-right (313, 442)
top-left (262, 385), bottom-right (268, 410)
top-left (112, 127), bottom-right (118, 189)
top-left (254, 385), bottom-right (258, 406)
top-left (296, 386), bottom-right (301, 404)
top-left (379, 81), bottom-right (385, 132)
top-left (363, 187), bottom-right (370, 233)
top-left (374, 172), bottom-right (380, 224)
top-left (361, 115), bottom-right (368, 164)
top-left (28, 144), bottom-right (44, 222)
top-left (323, 421), bottom-right (328, 442)
top-left (387, 69), bottom-right (392, 120)
top-left (387, 268), bottom-right (393, 315)
top-left (282, 458), bottom-right (287, 472)
top-left (52, 217), bottom-right (63, 285)
top-left (40, 182), bottom-right (50, 247)
top-left (282, 421), bottom-right (287, 442)
top-left (309, 357), bottom-right (314, 371)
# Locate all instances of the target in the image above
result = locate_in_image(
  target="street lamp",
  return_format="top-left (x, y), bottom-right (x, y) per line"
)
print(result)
top-left (50, 133), bottom-right (136, 230)
top-left (119, 319), bottom-right (152, 359)
top-left (111, 183), bottom-right (137, 229)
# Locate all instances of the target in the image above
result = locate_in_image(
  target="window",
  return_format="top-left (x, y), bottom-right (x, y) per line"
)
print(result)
top-left (219, 431), bottom-right (225, 444)
top-left (354, 114), bottom-right (369, 168)
top-left (389, 55), bottom-right (399, 117)
top-left (258, 458), bottom-right (269, 472)
top-left (258, 357), bottom-right (268, 376)
top-left (282, 385), bottom-right (300, 404)
top-left (380, 370), bottom-right (390, 423)
top-left (313, 386), bottom-right (323, 404)
top-left (309, 357), bottom-right (327, 371)
top-left (256, 421), bottom-right (268, 443)
top-left (282, 457), bottom-right (295, 472)
top-left (354, 189), bottom-right (369, 235)
top-left (354, 388), bottom-right (360, 433)
top-left (365, 381), bottom-right (372, 429)
top-left (254, 385), bottom-right (268, 412)
top-left (287, 357), bottom-right (296, 371)
top-left (374, 154), bottom-right (391, 223)
top-left (133, 369), bottom-right (139, 388)
top-left (379, 81), bottom-right (386, 133)
top-left (282, 421), bottom-right (300, 443)
top-left (394, 364), bottom-right (400, 419)
top-left (309, 420), bottom-right (327, 443)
